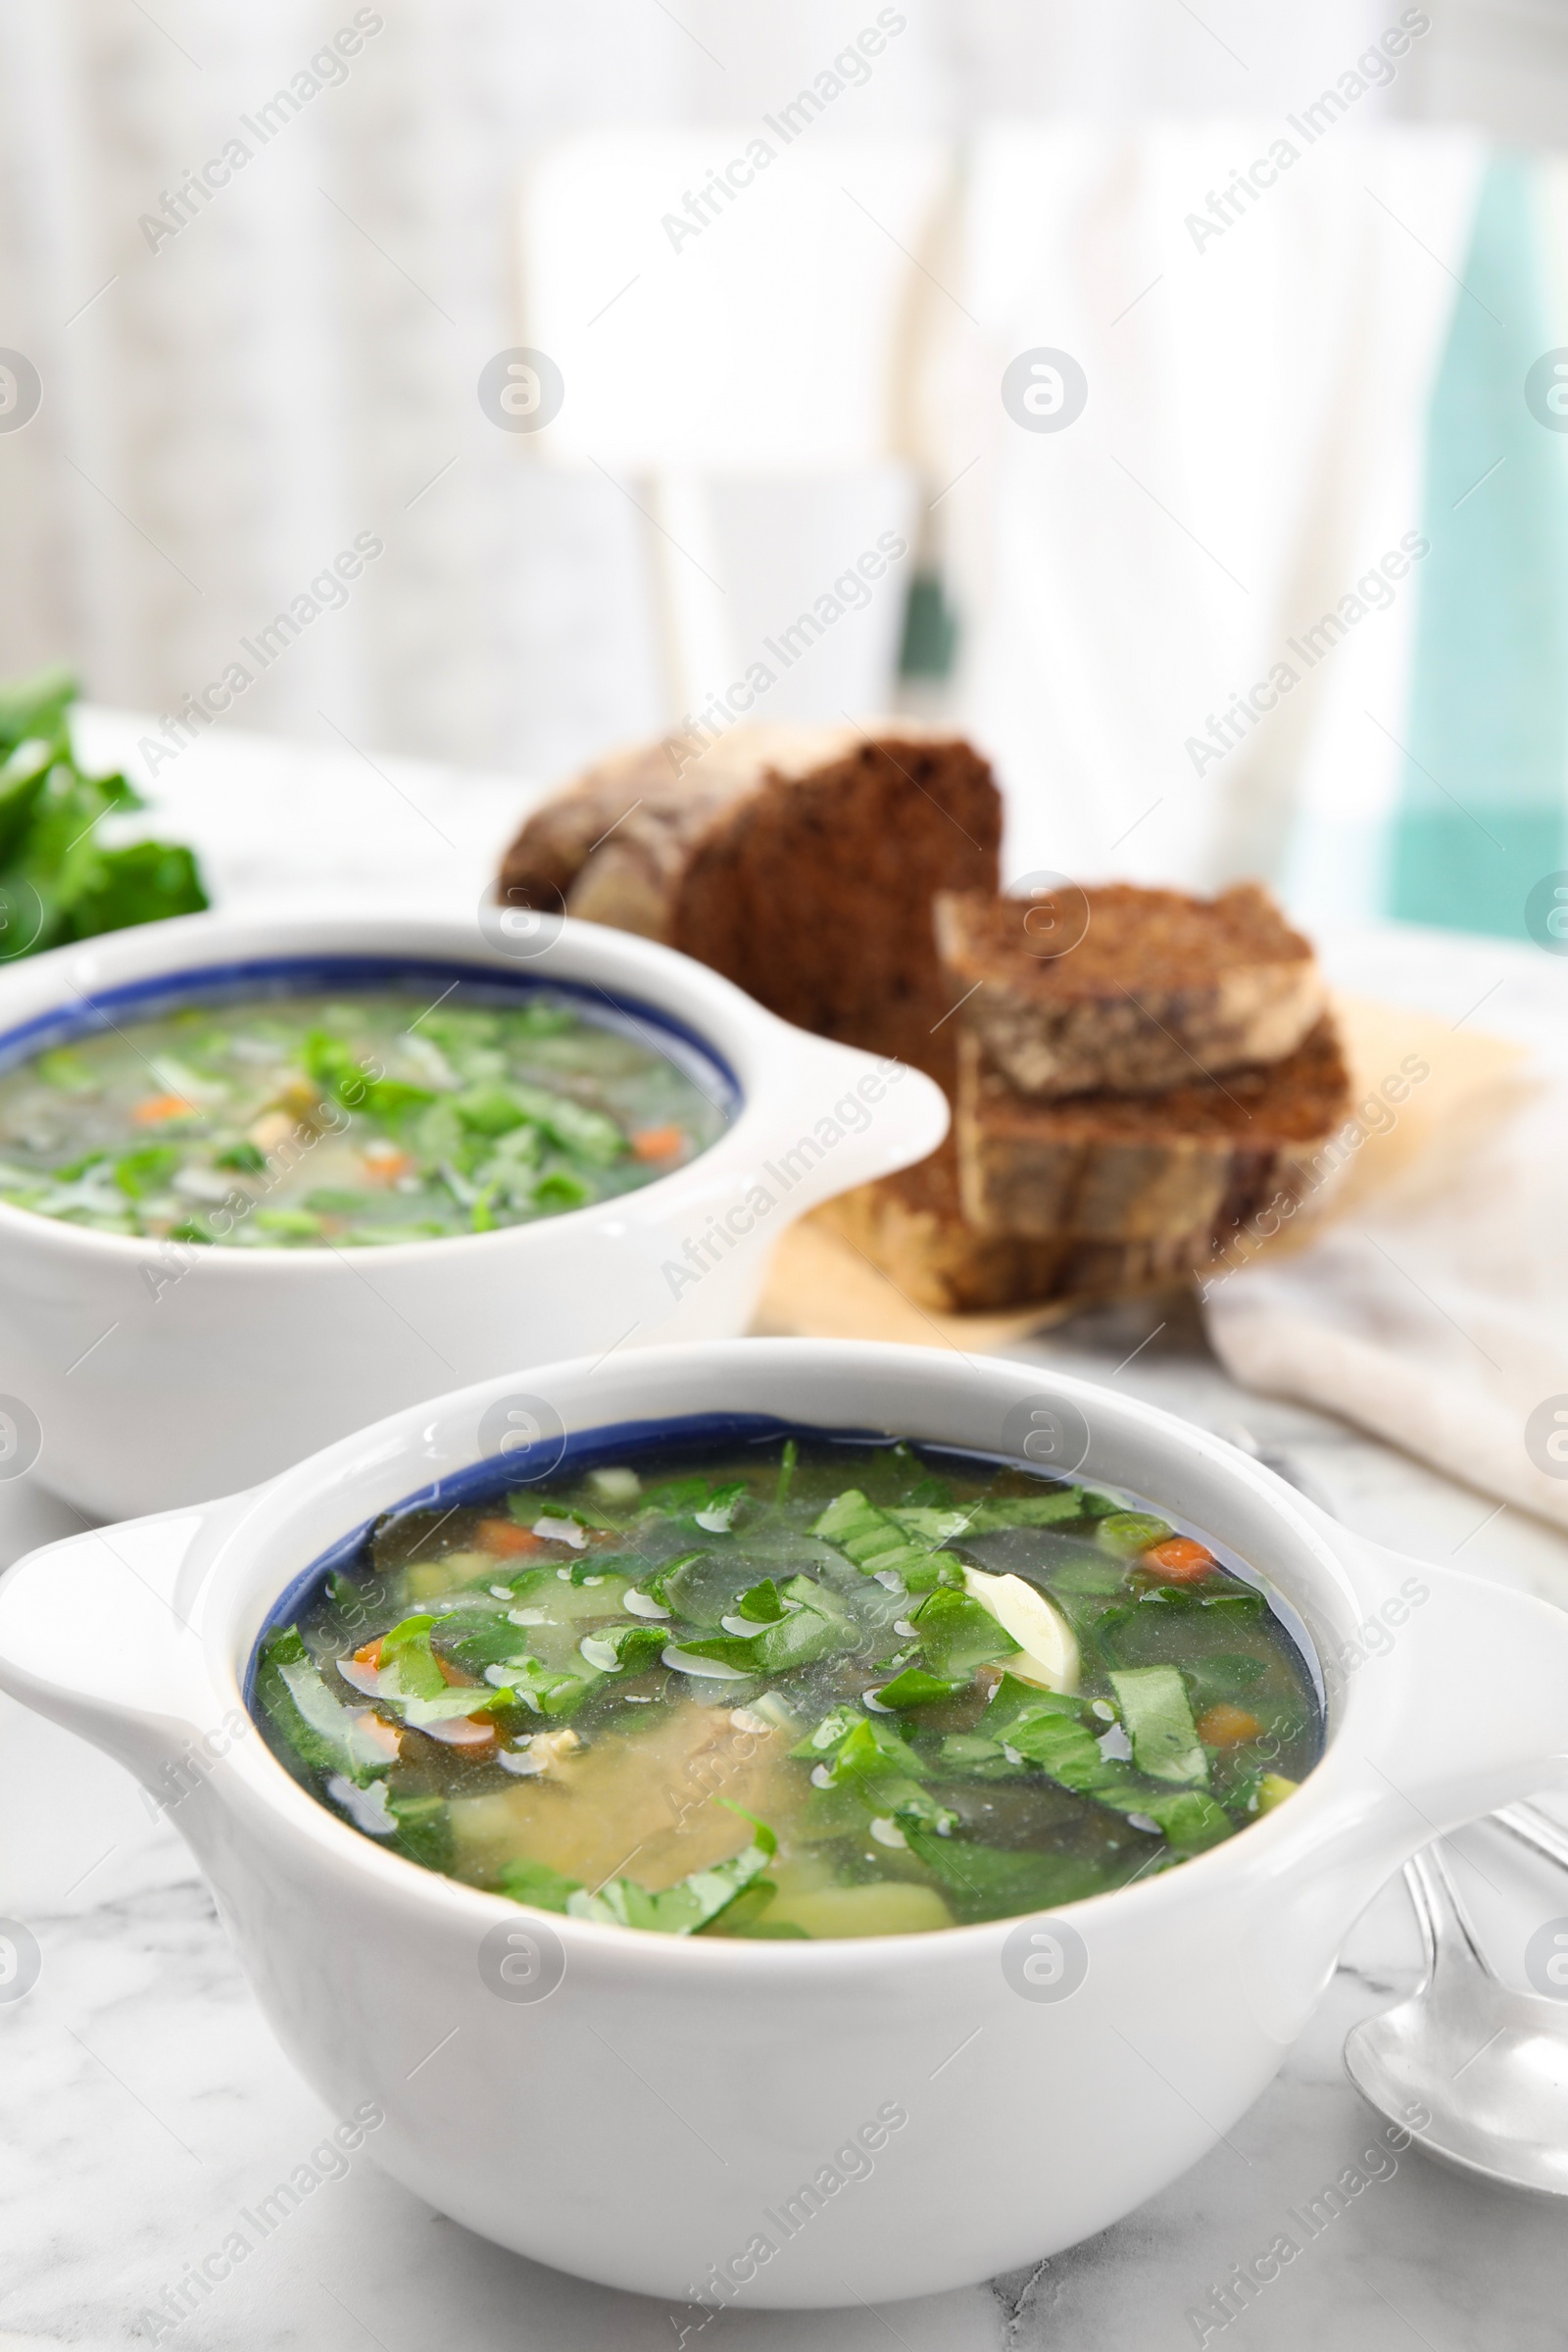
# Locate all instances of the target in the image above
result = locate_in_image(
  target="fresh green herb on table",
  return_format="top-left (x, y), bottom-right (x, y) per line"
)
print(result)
top-left (0, 987), bottom-right (726, 1247)
top-left (0, 667), bottom-right (206, 951)
top-left (254, 1440), bottom-right (1320, 1938)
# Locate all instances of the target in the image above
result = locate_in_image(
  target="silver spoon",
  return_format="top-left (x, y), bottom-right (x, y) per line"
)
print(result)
top-left (1345, 1806), bottom-right (1568, 2194)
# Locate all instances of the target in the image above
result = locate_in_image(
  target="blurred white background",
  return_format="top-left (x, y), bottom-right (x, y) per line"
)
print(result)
top-left (0, 0), bottom-right (1564, 782)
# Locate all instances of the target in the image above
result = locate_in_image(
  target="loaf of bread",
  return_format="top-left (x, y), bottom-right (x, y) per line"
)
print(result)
top-left (816, 1140), bottom-right (1227, 1315)
top-left (500, 723), bottom-right (1001, 1065)
top-left (934, 881), bottom-right (1325, 1099)
top-left (955, 1017), bottom-right (1352, 1240)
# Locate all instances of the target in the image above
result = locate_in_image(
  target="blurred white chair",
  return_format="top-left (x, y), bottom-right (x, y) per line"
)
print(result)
top-left (516, 130), bottom-right (952, 732)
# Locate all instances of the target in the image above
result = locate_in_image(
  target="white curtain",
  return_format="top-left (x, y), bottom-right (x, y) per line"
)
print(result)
top-left (922, 121), bottom-right (1481, 902)
top-left (0, 0), bottom-right (1458, 789)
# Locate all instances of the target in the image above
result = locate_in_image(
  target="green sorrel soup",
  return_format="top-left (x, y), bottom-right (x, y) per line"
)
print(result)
top-left (0, 984), bottom-right (727, 1247)
top-left (254, 1435), bottom-right (1321, 1937)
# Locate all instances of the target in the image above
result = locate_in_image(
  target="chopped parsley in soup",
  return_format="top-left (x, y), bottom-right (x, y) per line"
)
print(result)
top-left (253, 1434), bottom-right (1322, 1938)
top-left (0, 984), bottom-right (727, 1246)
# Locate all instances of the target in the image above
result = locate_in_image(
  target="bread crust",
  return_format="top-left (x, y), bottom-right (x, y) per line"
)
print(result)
top-left (956, 1017), bottom-right (1351, 1241)
top-left (500, 723), bottom-right (1001, 1060)
top-left (935, 882), bottom-right (1325, 1097)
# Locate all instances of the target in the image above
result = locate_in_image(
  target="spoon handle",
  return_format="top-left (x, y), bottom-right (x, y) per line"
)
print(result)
top-left (1494, 1800), bottom-right (1568, 1876)
top-left (1403, 1842), bottom-right (1494, 1982)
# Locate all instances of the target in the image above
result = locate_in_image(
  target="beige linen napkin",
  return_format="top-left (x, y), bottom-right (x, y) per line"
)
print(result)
top-left (1205, 1056), bottom-right (1568, 1533)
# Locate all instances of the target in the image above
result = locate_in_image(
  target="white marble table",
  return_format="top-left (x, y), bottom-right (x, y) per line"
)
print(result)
top-left (4, 719), bottom-right (1568, 2350)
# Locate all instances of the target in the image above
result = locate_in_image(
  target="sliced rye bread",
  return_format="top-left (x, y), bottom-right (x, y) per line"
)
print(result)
top-left (956, 1016), bottom-right (1352, 1241)
top-left (499, 723), bottom-right (1000, 1065)
top-left (934, 881), bottom-right (1325, 1098)
top-left (815, 1139), bottom-right (1226, 1315)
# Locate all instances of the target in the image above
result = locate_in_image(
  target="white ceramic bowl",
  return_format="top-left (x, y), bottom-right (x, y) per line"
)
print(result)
top-left (1, 1339), bottom-right (1564, 2309)
top-left (0, 908), bottom-right (945, 1516)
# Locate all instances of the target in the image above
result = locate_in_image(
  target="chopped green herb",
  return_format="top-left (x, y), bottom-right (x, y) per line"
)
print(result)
top-left (1108, 1667), bottom-right (1209, 1787)
top-left (907, 1586), bottom-right (1020, 1679)
top-left (254, 1625), bottom-right (391, 1787)
top-left (1098, 1512), bottom-right (1176, 1556)
top-left (812, 1489), bottom-right (966, 1592)
top-left (0, 666), bottom-right (207, 954)
top-left (562, 1807), bottom-right (777, 1936)
top-left (389, 1792), bottom-right (452, 1873)
top-left (216, 1141), bottom-right (267, 1172)
top-left (37, 1048), bottom-right (94, 1092)
top-left (872, 1666), bottom-right (965, 1709)
top-left (498, 1854), bottom-right (580, 1914)
top-left (112, 1145), bottom-right (179, 1200)
top-left (775, 1438), bottom-right (799, 1506)
top-left (904, 1830), bottom-right (1123, 1925)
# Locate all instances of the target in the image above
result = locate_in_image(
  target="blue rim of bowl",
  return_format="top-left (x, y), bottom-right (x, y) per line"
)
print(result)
top-left (0, 952), bottom-right (743, 1113)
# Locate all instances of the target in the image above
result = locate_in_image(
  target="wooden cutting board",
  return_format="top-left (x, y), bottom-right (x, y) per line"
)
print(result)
top-left (750, 994), bottom-right (1530, 1351)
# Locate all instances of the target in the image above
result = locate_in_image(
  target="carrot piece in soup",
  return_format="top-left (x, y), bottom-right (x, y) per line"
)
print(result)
top-left (361, 1144), bottom-right (413, 1185)
top-left (1196, 1703), bottom-right (1262, 1748)
top-left (353, 1637), bottom-right (384, 1669)
top-left (131, 1093), bottom-right (194, 1125)
top-left (476, 1519), bottom-right (545, 1556)
top-left (1142, 1537), bottom-right (1217, 1583)
top-left (631, 1125), bottom-right (684, 1162)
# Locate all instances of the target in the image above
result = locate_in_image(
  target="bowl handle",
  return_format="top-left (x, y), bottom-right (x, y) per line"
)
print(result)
top-left (764, 1038), bottom-right (951, 1208)
top-left (1339, 1535), bottom-right (1568, 1826)
top-left (1238, 1534), bottom-right (1568, 2034)
top-left (0, 1497), bottom-right (242, 1785)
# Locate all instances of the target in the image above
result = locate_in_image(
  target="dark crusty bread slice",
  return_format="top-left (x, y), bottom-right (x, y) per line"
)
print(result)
top-left (815, 1139), bottom-right (1225, 1315)
top-left (934, 881), bottom-right (1325, 1098)
top-left (956, 1016), bottom-right (1351, 1241)
top-left (500, 723), bottom-right (1000, 1066)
